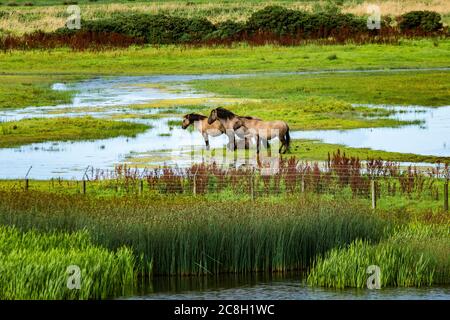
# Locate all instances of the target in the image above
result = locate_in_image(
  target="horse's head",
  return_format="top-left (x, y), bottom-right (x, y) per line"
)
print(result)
top-left (209, 107), bottom-right (235, 124)
top-left (207, 109), bottom-right (217, 125)
top-left (182, 114), bottom-right (192, 129)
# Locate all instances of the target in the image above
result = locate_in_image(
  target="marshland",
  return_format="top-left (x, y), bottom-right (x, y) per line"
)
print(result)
top-left (0, 0), bottom-right (449, 300)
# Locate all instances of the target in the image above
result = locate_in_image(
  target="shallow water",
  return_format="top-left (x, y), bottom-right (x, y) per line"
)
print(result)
top-left (128, 274), bottom-right (450, 300)
top-left (1, 71), bottom-right (450, 179)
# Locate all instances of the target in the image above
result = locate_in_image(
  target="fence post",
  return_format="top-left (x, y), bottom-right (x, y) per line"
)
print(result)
top-left (301, 176), bottom-right (305, 193)
top-left (250, 171), bottom-right (255, 201)
top-left (193, 173), bottom-right (197, 195)
top-left (444, 180), bottom-right (449, 212)
top-left (139, 180), bottom-right (144, 195)
top-left (24, 165), bottom-right (32, 191)
top-left (371, 179), bottom-right (377, 210)
top-left (82, 180), bottom-right (86, 195)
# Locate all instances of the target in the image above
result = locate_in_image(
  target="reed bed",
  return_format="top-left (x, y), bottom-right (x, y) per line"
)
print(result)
top-left (307, 223), bottom-right (450, 288)
top-left (0, 191), bottom-right (388, 276)
top-left (0, 226), bottom-right (137, 299)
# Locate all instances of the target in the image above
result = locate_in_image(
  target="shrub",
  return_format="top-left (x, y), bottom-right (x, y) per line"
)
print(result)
top-left (246, 6), bottom-right (366, 38)
top-left (81, 14), bottom-right (215, 44)
top-left (246, 5), bottom-right (308, 36)
top-left (399, 11), bottom-right (443, 32)
top-left (207, 20), bottom-right (246, 40)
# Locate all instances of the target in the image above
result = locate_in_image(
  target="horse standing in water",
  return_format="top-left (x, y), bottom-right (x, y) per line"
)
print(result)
top-left (182, 113), bottom-right (225, 150)
top-left (207, 107), bottom-right (290, 154)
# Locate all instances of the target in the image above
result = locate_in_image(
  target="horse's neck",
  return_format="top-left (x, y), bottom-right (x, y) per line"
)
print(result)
top-left (219, 117), bottom-right (234, 130)
top-left (194, 119), bottom-right (208, 132)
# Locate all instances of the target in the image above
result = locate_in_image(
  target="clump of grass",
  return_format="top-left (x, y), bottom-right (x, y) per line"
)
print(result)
top-left (0, 226), bottom-right (137, 299)
top-left (307, 224), bottom-right (450, 288)
top-left (327, 54), bottom-right (338, 60)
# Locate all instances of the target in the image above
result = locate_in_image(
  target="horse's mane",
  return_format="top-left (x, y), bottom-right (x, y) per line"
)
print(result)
top-left (186, 113), bottom-right (207, 121)
top-left (215, 107), bottom-right (236, 119)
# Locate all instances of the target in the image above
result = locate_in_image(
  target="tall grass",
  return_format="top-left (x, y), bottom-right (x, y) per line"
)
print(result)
top-left (0, 191), bottom-right (388, 276)
top-left (0, 226), bottom-right (137, 299)
top-left (307, 224), bottom-right (450, 288)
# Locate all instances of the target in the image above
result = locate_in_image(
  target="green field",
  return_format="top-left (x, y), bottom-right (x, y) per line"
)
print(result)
top-left (1, 40), bottom-right (450, 75)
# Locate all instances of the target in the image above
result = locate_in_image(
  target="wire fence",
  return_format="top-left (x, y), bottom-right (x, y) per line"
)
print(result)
top-left (6, 155), bottom-right (450, 211)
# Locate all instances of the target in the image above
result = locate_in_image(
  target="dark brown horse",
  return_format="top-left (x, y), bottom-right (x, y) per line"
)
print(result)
top-left (208, 107), bottom-right (290, 154)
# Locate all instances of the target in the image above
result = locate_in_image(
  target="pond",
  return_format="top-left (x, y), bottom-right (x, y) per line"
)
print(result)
top-left (1, 71), bottom-right (449, 179)
top-left (127, 274), bottom-right (450, 300)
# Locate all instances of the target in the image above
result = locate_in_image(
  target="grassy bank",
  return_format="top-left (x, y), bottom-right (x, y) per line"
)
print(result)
top-left (0, 226), bottom-right (136, 299)
top-left (0, 116), bottom-right (150, 148)
top-left (1, 40), bottom-right (449, 75)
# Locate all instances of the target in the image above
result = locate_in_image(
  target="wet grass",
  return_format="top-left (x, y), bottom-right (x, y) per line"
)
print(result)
top-left (1, 40), bottom-right (449, 75)
top-left (290, 139), bottom-right (450, 163)
top-left (0, 225), bottom-right (137, 299)
top-left (0, 74), bottom-right (81, 109)
top-left (0, 116), bottom-right (150, 148)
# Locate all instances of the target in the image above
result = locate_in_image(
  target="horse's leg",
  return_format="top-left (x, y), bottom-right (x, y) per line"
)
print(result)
top-left (265, 139), bottom-right (272, 157)
top-left (256, 134), bottom-right (261, 154)
top-left (203, 133), bottom-right (210, 150)
top-left (279, 135), bottom-right (286, 154)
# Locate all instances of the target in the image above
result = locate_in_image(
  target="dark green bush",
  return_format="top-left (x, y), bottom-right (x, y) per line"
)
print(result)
top-left (246, 6), bottom-right (366, 37)
top-left (207, 20), bottom-right (246, 40)
top-left (399, 11), bottom-right (443, 32)
top-left (80, 13), bottom-right (215, 44)
top-left (246, 6), bottom-right (308, 36)
top-left (51, 7), bottom-right (443, 46)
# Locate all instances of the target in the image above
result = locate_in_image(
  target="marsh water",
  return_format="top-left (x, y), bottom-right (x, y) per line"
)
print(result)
top-left (1, 70), bottom-right (449, 179)
top-left (128, 274), bottom-right (450, 300)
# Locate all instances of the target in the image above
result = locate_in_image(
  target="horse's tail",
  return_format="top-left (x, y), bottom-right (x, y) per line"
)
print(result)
top-left (285, 125), bottom-right (291, 153)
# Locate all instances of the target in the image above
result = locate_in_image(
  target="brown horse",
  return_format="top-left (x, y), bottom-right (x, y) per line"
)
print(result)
top-left (208, 107), bottom-right (290, 154)
top-left (182, 113), bottom-right (225, 150)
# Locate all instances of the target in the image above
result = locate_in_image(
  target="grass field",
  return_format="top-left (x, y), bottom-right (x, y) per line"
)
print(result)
top-left (1, 40), bottom-right (449, 75)
top-left (191, 71), bottom-right (450, 107)
top-left (0, 116), bottom-right (150, 148)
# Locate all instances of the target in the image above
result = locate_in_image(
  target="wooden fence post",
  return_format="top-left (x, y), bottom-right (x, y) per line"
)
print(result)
top-left (250, 172), bottom-right (255, 201)
top-left (139, 180), bottom-right (144, 195)
top-left (301, 176), bottom-right (305, 193)
top-left (82, 180), bottom-right (86, 195)
top-left (193, 174), bottom-right (197, 195)
top-left (371, 179), bottom-right (377, 210)
top-left (25, 179), bottom-right (29, 191)
top-left (444, 180), bottom-right (449, 212)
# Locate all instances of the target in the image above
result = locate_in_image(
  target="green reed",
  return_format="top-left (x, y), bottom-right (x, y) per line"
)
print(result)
top-left (0, 226), bottom-right (137, 299)
top-left (307, 223), bottom-right (450, 288)
top-left (0, 190), bottom-right (388, 276)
